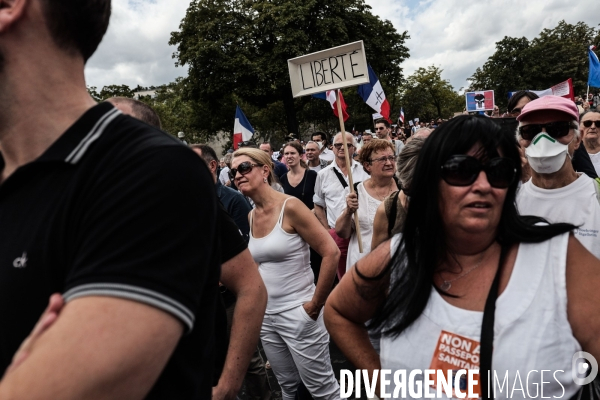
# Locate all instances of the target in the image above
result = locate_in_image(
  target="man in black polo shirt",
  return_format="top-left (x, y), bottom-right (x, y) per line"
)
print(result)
top-left (0, 1), bottom-right (220, 398)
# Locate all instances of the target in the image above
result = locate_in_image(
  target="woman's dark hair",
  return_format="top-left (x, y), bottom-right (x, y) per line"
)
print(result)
top-left (363, 115), bottom-right (576, 336)
top-left (506, 91), bottom-right (539, 113)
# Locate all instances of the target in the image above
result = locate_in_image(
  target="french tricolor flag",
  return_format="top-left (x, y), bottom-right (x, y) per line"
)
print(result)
top-left (233, 105), bottom-right (255, 150)
top-left (358, 65), bottom-right (391, 122)
top-left (312, 90), bottom-right (349, 121)
top-left (399, 107), bottom-right (405, 124)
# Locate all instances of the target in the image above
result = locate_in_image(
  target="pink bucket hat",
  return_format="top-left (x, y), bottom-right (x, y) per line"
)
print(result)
top-left (516, 95), bottom-right (579, 122)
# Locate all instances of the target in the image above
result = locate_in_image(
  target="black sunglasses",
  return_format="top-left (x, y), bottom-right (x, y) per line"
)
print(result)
top-left (518, 121), bottom-right (573, 141)
top-left (228, 161), bottom-right (260, 181)
top-left (583, 120), bottom-right (600, 128)
top-left (333, 143), bottom-right (355, 149)
top-left (441, 155), bottom-right (516, 188)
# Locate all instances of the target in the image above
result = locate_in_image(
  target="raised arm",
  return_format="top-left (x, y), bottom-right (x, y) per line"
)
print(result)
top-left (0, 297), bottom-right (184, 400)
top-left (371, 201), bottom-right (390, 250)
top-left (285, 198), bottom-right (340, 319)
top-left (566, 234), bottom-right (600, 361)
top-left (335, 191), bottom-right (357, 239)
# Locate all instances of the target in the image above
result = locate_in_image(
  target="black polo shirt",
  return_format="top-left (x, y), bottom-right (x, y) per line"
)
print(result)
top-left (0, 103), bottom-right (220, 398)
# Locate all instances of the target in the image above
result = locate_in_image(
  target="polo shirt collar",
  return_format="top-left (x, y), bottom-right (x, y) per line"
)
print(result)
top-left (332, 158), bottom-right (360, 172)
top-left (36, 102), bottom-right (121, 164)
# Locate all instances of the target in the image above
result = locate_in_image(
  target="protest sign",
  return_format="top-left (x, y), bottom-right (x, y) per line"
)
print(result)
top-left (372, 112), bottom-right (383, 120)
top-left (465, 90), bottom-right (495, 112)
top-left (288, 41), bottom-right (369, 98)
top-left (288, 42), bottom-right (371, 252)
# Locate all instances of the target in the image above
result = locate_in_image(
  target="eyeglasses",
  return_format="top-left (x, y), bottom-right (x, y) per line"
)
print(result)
top-left (370, 155), bottom-right (397, 164)
top-left (228, 161), bottom-right (260, 181)
top-left (518, 121), bottom-right (573, 141)
top-left (333, 143), bottom-right (355, 149)
top-left (441, 155), bottom-right (516, 188)
top-left (583, 120), bottom-right (600, 128)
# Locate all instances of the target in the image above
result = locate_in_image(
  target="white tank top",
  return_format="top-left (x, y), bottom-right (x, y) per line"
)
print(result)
top-left (248, 198), bottom-right (315, 314)
top-left (380, 233), bottom-right (581, 399)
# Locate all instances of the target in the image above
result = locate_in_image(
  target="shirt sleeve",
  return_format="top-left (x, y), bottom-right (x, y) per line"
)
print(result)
top-left (313, 170), bottom-right (326, 208)
top-left (219, 203), bottom-right (248, 263)
top-left (62, 145), bottom-right (219, 333)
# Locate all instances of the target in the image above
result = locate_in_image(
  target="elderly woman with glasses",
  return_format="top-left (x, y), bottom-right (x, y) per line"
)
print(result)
top-left (230, 148), bottom-right (341, 400)
top-left (335, 139), bottom-right (399, 274)
top-left (325, 115), bottom-right (600, 398)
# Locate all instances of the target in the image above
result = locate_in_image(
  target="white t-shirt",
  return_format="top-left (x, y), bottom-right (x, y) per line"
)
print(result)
top-left (343, 181), bottom-right (381, 271)
top-left (588, 152), bottom-right (600, 177)
top-left (319, 147), bottom-right (335, 162)
top-left (218, 167), bottom-right (230, 185)
top-left (516, 173), bottom-right (600, 258)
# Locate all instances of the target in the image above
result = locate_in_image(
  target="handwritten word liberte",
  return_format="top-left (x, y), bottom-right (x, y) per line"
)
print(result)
top-left (299, 50), bottom-right (364, 90)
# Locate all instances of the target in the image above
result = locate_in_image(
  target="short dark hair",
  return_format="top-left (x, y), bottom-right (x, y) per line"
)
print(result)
top-left (312, 132), bottom-right (327, 142)
top-left (374, 118), bottom-right (390, 128)
top-left (107, 97), bottom-right (162, 129)
top-left (190, 144), bottom-right (218, 164)
top-left (260, 142), bottom-right (273, 152)
top-left (506, 91), bottom-right (539, 112)
top-left (365, 115), bottom-right (575, 336)
top-left (40, 0), bottom-right (111, 62)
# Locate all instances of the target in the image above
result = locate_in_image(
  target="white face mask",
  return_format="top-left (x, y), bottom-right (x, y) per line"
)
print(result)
top-left (525, 132), bottom-right (569, 174)
top-left (316, 141), bottom-right (324, 150)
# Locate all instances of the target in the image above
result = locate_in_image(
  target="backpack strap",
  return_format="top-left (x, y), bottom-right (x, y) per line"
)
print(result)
top-left (387, 191), bottom-right (400, 238)
top-left (331, 167), bottom-right (348, 189)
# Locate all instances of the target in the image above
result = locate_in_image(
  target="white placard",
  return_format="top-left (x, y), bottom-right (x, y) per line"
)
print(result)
top-left (288, 41), bottom-right (370, 98)
top-left (372, 113), bottom-right (383, 120)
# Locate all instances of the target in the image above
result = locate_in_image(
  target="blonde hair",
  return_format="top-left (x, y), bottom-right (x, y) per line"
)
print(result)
top-left (233, 148), bottom-right (277, 185)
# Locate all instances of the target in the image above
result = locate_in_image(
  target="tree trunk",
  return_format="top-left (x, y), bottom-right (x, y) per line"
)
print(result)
top-left (282, 86), bottom-right (299, 135)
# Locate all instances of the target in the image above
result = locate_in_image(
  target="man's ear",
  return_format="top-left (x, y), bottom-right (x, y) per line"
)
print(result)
top-left (209, 159), bottom-right (218, 175)
top-left (0, 0), bottom-right (28, 34)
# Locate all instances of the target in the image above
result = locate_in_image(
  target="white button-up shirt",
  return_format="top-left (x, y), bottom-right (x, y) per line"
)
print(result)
top-left (319, 147), bottom-right (335, 162)
top-left (313, 159), bottom-right (370, 229)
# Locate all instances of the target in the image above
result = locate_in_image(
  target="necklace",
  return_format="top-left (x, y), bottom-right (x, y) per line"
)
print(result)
top-left (370, 179), bottom-right (395, 201)
top-left (439, 254), bottom-right (485, 291)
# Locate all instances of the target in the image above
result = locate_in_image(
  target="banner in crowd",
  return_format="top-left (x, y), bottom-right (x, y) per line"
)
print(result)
top-left (589, 46), bottom-right (600, 88)
top-left (507, 78), bottom-right (575, 101)
top-left (313, 90), bottom-right (350, 121)
top-left (358, 65), bottom-right (391, 122)
top-left (233, 106), bottom-right (254, 150)
top-left (372, 112), bottom-right (383, 120)
top-left (288, 41), bottom-right (369, 98)
top-left (465, 90), bottom-right (495, 112)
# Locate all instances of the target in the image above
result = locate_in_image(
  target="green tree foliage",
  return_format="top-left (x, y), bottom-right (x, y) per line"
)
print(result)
top-left (169, 0), bottom-right (409, 139)
top-left (400, 66), bottom-right (464, 122)
top-left (469, 21), bottom-right (600, 109)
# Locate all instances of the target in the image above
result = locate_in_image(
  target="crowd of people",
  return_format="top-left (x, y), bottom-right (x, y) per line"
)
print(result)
top-left (1, 1), bottom-right (600, 400)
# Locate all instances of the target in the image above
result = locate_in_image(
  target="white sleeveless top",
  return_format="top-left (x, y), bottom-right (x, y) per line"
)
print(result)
top-left (248, 198), bottom-right (315, 314)
top-left (380, 233), bottom-right (581, 399)
top-left (345, 181), bottom-right (382, 272)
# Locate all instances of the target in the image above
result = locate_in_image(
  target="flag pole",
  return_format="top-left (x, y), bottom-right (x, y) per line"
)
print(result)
top-left (336, 89), bottom-right (363, 253)
top-left (587, 85), bottom-right (590, 101)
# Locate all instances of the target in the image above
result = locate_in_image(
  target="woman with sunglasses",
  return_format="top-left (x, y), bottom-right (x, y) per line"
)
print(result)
top-left (335, 140), bottom-right (399, 276)
top-left (324, 115), bottom-right (600, 397)
top-left (580, 110), bottom-right (600, 176)
top-left (231, 148), bottom-right (341, 400)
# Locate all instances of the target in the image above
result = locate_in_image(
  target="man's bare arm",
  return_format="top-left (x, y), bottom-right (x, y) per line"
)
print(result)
top-left (314, 205), bottom-right (330, 230)
top-left (0, 297), bottom-right (183, 400)
top-left (213, 249), bottom-right (267, 400)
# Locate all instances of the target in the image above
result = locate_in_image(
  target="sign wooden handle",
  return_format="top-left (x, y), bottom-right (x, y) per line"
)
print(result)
top-left (336, 90), bottom-right (363, 253)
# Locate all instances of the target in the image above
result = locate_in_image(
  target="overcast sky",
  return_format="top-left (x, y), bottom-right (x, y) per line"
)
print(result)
top-left (85, 0), bottom-right (599, 93)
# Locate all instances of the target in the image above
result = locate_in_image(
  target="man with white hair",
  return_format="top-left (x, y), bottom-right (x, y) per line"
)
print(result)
top-left (314, 132), bottom-right (370, 279)
top-left (516, 96), bottom-right (600, 258)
